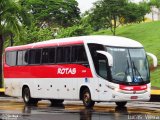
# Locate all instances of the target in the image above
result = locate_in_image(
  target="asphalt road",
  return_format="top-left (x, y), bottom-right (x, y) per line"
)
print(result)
top-left (0, 97), bottom-right (160, 120)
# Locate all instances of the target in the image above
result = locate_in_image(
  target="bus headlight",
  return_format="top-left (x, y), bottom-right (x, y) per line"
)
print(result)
top-left (114, 88), bottom-right (120, 92)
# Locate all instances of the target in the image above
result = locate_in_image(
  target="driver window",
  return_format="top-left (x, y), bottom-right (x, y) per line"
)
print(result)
top-left (88, 43), bottom-right (111, 80)
top-left (96, 53), bottom-right (109, 80)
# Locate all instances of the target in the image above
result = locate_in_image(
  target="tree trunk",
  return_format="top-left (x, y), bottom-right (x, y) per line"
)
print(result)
top-left (0, 35), bottom-right (4, 88)
top-left (113, 17), bottom-right (116, 36)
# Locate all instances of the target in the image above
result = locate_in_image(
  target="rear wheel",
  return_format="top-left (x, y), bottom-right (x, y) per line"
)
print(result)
top-left (82, 88), bottom-right (95, 108)
top-left (115, 101), bottom-right (127, 107)
top-left (22, 87), bottom-right (38, 106)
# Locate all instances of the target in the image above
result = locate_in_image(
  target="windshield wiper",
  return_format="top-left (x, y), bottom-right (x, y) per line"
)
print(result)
top-left (131, 61), bottom-right (144, 82)
top-left (123, 60), bottom-right (130, 81)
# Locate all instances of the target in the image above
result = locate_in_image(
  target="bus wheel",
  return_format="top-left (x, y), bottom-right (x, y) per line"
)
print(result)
top-left (115, 102), bottom-right (127, 107)
top-left (82, 88), bottom-right (95, 108)
top-left (22, 87), bottom-right (38, 106)
top-left (50, 99), bottom-right (64, 105)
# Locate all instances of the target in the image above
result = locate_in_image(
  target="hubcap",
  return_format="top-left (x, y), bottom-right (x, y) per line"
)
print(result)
top-left (83, 92), bottom-right (90, 104)
top-left (24, 90), bottom-right (29, 102)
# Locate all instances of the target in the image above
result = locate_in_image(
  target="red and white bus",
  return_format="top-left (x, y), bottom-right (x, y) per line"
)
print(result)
top-left (3, 35), bottom-right (157, 108)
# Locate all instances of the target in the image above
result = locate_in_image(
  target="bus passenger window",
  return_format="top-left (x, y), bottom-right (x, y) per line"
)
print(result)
top-left (56, 47), bottom-right (64, 63)
top-left (35, 50), bottom-right (41, 64)
top-left (56, 47), bottom-right (71, 63)
top-left (42, 48), bottom-right (49, 63)
top-left (23, 50), bottom-right (28, 65)
top-left (71, 46), bottom-right (87, 63)
top-left (17, 51), bottom-right (23, 65)
top-left (6, 51), bottom-right (17, 66)
top-left (42, 48), bottom-right (55, 64)
top-left (29, 49), bottom-right (41, 64)
top-left (48, 48), bottom-right (55, 63)
top-left (17, 50), bottom-right (28, 65)
top-left (64, 47), bottom-right (71, 63)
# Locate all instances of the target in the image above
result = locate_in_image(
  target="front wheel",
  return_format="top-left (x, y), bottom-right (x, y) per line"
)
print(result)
top-left (22, 87), bottom-right (38, 106)
top-left (82, 88), bottom-right (95, 108)
top-left (115, 101), bottom-right (127, 107)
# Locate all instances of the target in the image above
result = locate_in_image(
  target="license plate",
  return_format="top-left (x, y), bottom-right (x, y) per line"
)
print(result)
top-left (131, 96), bottom-right (138, 99)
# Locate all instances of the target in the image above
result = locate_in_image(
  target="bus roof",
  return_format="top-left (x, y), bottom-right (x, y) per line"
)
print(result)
top-left (5, 35), bottom-right (143, 51)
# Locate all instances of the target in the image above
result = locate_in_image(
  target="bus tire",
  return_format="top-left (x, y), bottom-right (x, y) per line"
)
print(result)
top-left (22, 87), bottom-right (38, 106)
top-left (82, 88), bottom-right (95, 108)
top-left (115, 101), bottom-right (127, 107)
top-left (50, 99), bottom-right (64, 105)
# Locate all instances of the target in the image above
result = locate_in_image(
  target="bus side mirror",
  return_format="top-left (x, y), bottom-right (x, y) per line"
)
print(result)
top-left (146, 52), bottom-right (158, 68)
top-left (96, 51), bottom-right (113, 66)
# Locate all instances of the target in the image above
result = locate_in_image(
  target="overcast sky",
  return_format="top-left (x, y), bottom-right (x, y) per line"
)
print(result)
top-left (76, 0), bottom-right (98, 13)
top-left (76, 0), bottom-right (142, 13)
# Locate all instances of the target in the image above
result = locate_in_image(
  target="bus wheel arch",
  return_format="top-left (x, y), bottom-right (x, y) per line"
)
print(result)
top-left (80, 86), bottom-right (95, 108)
top-left (22, 85), bottom-right (29, 96)
top-left (22, 85), bottom-right (38, 106)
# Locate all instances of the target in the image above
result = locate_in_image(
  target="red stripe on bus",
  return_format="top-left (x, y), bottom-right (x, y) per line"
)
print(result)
top-left (4, 64), bottom-right (93, 78)
top-left (119, 84), bottom-right (147, 91)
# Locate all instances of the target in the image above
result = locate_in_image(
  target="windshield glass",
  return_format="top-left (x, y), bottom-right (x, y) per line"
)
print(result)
top-left (106, 47), bottom-right (150, 84)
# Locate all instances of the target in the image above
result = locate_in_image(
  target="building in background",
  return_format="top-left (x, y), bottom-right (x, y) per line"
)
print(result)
top-left (130, 0), bottom-right (160, 21)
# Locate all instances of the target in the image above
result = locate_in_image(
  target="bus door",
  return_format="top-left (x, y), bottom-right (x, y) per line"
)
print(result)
top-left (88, 44), bottom-right (112, 100)
top-left (95, 51), bottom-right (112, 101)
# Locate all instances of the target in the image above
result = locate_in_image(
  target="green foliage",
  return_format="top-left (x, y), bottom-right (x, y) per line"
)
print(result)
top-left (19, 0), bottom-right (80, 27)
top-left (87, 0), bottom-right (151, 35)
top-left (13, 24), bottom-right (54, 45)
top-left (0, 0), bottom-right (31, 36)
top-left (149, 0), bottom-right (160, 8)
top-left (0, 0), bottom-right (31, 87)
top-left (56, 24), bottom-right (92, 38)
top-left (123, 2), bottom-right (150, 23)
top-left (88, 0), bottom-right (128, 35)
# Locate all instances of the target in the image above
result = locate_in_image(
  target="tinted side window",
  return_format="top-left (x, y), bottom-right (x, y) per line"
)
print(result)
top-left (29, 49), bottom-right (41, 64)
top-left (56, 47), bottom-right (71, 63)
top-left (48, 48), bottom-right (55, 63)
top-left (17, 51), bottom-right (23, 65)
top-left (17, 50), bottom-right (28, 66)
top-left (23, 50), bottom-right (29, 65)
top-left (88, 43), bottom-right (111, 80)
top-left (42, 48), bottom-right (55, 64)
top-left (6, 51), bottom-right (17, 66)
top-left (42, 48), bottom-right (49, 63)
top-left (64, 47), bottom-right (71, 63)
top-left (56, 47), bottom-right (64, 63)
top-left (71, 45), bottom-right (87, 62)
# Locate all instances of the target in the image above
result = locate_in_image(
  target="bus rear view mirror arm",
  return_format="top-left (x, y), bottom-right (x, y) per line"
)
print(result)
top-left (146, 52), bottom-right (158, 68)
top-left (96, 50), bottom-right (113, 67)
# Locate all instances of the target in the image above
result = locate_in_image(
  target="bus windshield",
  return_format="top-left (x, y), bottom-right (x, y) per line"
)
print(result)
top-left (106, 47), bottom-right (150, 85)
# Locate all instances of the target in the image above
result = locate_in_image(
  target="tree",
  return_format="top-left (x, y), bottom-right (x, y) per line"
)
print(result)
top-left (89, 0), bottom-right (128, 35)
top-left (88, 0), bottom-right (150, 35)
top-left (56, 24), bottom-right (91, 38)
top-left (14, 24), bottom-right (54, 45)
top-left (19, 0), bottom-right (80, 28)
top-left (123, 2), bottom-right (150, 23)
top-left (0, 0), bottom-right (31, 87)
top-left (150, 0), bottom-right (160, 8)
